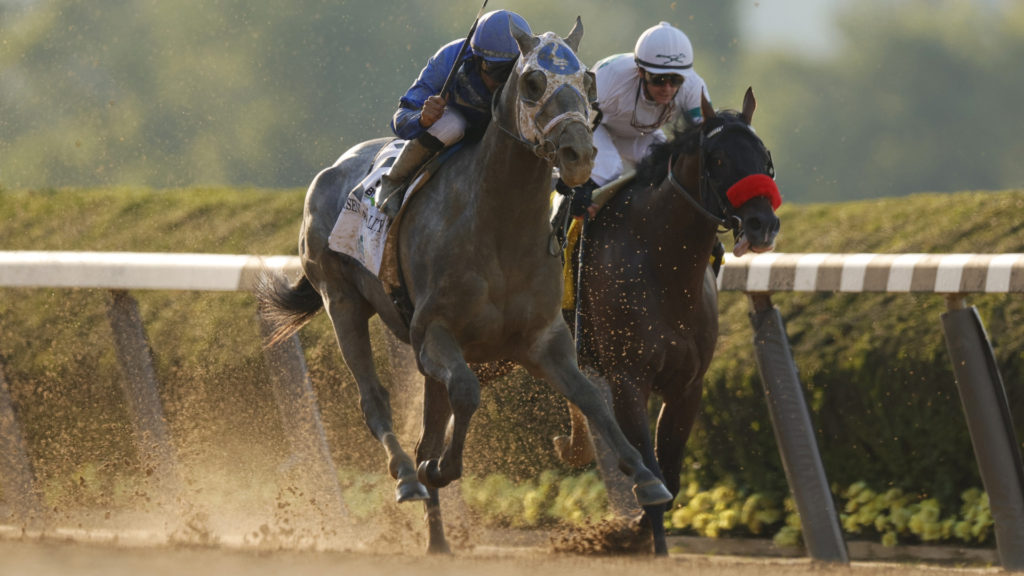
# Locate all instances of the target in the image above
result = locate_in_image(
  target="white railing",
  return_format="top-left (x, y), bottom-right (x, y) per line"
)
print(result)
top-left (718, 252), bottom-right (1024, 294)
top-left (1, 251), bottom-right (1022, 568)
top-left (0, 251), bottom-right (342, 533)
top-left (718, 252), bottom-right (1024, 568)
top-left (0, 251), bottom-right (300, 290)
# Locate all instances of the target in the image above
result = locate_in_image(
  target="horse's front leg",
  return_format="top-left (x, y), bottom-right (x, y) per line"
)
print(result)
top-left (412, 322), bottom-right (480, 489)
top-left (610, 376), bottom-right (670, 555)
top-left (525, 325), bottom-right (672, 507)
top-left (416, 375), bottom-right (454, 554)
top-left (323, 296), bottom-right (428, 503)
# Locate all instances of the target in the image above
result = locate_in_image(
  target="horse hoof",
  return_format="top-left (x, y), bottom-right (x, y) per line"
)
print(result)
top-left (395, 475), bottom-right (430, 503)
top-left (633, 479), bottom-right (673, 507)
top-left (417, 460), bottom-right (448, 488)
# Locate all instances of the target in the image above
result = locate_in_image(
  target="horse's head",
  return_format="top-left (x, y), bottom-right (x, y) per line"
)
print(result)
top-left (498, 17), bottom-right (596, 187)
top-left (691, 87), bottom-right (781, 256)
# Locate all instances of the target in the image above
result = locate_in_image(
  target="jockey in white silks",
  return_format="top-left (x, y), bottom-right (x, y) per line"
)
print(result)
top-left (556, 21), bottom-right (713, 220)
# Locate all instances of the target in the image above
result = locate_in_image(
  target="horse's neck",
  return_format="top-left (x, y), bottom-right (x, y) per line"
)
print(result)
top-left (475, 117), bottom-right (551, 218)
top-left (644, 166), bottom-right (720, 288)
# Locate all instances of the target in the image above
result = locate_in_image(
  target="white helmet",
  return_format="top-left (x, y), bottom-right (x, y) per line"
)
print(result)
top-left (634, 21), bottom-right (694, 75)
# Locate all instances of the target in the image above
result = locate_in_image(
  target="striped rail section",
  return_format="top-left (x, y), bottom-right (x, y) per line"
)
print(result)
top-left (718, 252), bottom-right (1024, 294)
top-left (717, 252), bottom-right (1024, 569)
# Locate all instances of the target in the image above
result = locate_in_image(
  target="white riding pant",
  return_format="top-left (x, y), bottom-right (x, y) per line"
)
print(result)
top-left (590, 124), bottom-right (667, 186)
top-left (426, 107), bottom-right (467, 146)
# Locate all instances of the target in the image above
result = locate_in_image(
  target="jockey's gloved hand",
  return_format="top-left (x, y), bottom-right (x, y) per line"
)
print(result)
top-left (555, 178), bottom-right (574, 197)
top-left (569, 179), bottom-right (598, 218)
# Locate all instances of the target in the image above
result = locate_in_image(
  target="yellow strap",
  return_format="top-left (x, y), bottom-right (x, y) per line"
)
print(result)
top-left (561, 218), bottom-right (582, 310)
top-left (558, 171), bottom-right (636, 311)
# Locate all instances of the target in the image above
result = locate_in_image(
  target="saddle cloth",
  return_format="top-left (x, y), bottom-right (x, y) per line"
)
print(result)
top-left (327, 140), bottom-right (407, 275)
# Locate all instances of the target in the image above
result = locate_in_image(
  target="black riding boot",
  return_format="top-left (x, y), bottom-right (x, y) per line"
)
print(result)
top-left (711, 239), bottom-right (725, 276)
top-left (377, 137), bottom-right (441, 218)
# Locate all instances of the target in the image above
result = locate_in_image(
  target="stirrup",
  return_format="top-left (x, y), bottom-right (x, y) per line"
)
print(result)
top-left (550, 197), bottom-right (572, 257)
top-left (377, 184), bottom-right (407, 219)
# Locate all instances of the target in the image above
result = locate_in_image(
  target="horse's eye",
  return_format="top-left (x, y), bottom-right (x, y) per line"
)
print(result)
top-left (584, 70), bottom-right (597, 104)
top-left (520, 70), bottom-right (547, 104)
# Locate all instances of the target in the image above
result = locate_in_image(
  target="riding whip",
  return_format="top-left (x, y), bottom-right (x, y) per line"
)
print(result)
top-left (438, 0), bottom-right (489, 99)
top-left (573, 215), bottom-right (589, 355)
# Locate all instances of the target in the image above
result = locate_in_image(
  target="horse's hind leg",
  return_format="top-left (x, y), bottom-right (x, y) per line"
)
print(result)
top-left (323, 295), bottom-right (428, 503)
top-left (655, 378), bottom-right (703, 499)
top-left (525, 329), bottom-right (672, 507)
top-left (416, 376), bottom-right (454, 554)
top-left (553, 401), bottom-right (595, 467)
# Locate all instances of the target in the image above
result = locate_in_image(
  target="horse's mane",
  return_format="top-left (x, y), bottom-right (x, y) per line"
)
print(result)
top-left (634, 109), bottom-right (745, 186)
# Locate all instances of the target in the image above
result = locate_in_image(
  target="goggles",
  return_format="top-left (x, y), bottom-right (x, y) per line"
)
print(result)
top-left (645, 72), bottom-right (684, 87)
top-left (481, 59), bottom-right (515, 83)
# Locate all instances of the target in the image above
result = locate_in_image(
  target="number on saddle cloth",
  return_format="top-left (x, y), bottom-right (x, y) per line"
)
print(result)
top-left (327, 141), bottom-right (464, 275)
top-left (326, 141), bottom-right (404, 274)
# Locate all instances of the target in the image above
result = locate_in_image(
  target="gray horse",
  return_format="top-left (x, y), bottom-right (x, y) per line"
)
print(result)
top-left (256, 19), bottom-right (672, 554)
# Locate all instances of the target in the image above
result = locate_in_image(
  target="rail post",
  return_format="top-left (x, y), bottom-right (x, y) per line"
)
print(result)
top-left (105, 289), bottom-right (183, 510)
top-left (0, 362), bottom-right (44, 525)
top-left (942, 295), bottom-right (1024, 571)
top-left (748, 292), bottom-right (849, 563)
top-left (258, 316), bottom-right (349, 520)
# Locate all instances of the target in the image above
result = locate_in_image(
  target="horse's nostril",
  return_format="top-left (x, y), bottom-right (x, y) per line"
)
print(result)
top-left (747, 219), bottom-right (762, 232)
top-left (559, 147), bottom-right (579, 164)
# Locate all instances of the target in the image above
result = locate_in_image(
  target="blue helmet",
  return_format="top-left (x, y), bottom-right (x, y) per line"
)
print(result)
top-left (470, 10), bottom-right (531, 62)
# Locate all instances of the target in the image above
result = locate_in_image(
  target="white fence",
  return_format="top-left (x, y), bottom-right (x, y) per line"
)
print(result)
top-left (0, 251), bottom-right (342, 532)
top-left (1, 251), bottom-right (1022, 569)
top-left (0, 251), bottom-right (301, 290)
top-left (718, 252), bottom-right (1024, 294)
top-left (718, 252), bottom-right (1024, 569)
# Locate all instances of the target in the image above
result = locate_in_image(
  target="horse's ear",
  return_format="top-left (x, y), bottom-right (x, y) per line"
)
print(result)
top-left (700, 90), bottom-right (715, 123)
top-left (510, 15), bottom-right (539, 55)
top-left (741, 86), bottom-right (756, 125)
top-left (565, 16), bottom-right (584, 52)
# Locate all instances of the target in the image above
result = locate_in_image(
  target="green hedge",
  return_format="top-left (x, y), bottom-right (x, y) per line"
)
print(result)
top-left (1, 187), bottom-right (1022, 535)
top-left (458, 471), bottom-right (997, 547)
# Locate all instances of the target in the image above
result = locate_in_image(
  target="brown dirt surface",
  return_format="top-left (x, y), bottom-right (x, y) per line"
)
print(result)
top-left (0, 536), bottom-right (1002, 576)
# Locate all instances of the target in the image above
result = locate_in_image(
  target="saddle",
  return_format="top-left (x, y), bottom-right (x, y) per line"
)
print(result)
top-left (327, 140), bottom-right (463, 327)
top-left (328, 141), bottom-right (459, 277)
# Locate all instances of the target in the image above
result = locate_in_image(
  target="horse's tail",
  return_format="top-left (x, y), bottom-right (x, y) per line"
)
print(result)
top-left (254, 269), bottom-right (323, 347)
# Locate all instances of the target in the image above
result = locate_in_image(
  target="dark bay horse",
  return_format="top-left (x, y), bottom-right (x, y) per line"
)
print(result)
top-left (256, 19), bottom-right (672, 554)
top-left (556, 88), bottom-right (781, 554)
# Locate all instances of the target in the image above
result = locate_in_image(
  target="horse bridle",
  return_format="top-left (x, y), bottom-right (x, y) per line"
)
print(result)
top-left (665, 121), bottom-right (775, 233)
top-left (489, 33), bottom-right (594, 163)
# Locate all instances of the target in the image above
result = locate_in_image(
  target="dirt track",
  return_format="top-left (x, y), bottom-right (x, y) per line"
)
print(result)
top-left (0, 536), bottom-right (1002, 576)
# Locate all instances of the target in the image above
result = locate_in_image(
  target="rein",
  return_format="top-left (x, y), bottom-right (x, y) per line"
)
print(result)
top-left (664, 155), bottom-right (729, 228)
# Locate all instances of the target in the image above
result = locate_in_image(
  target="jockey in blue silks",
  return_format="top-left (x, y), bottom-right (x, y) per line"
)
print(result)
top-left (377, 9), bottom-right (532, 217)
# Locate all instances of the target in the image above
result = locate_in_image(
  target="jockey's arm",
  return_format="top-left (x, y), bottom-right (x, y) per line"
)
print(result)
top-left (390, 40), bottom-right (463, 140)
